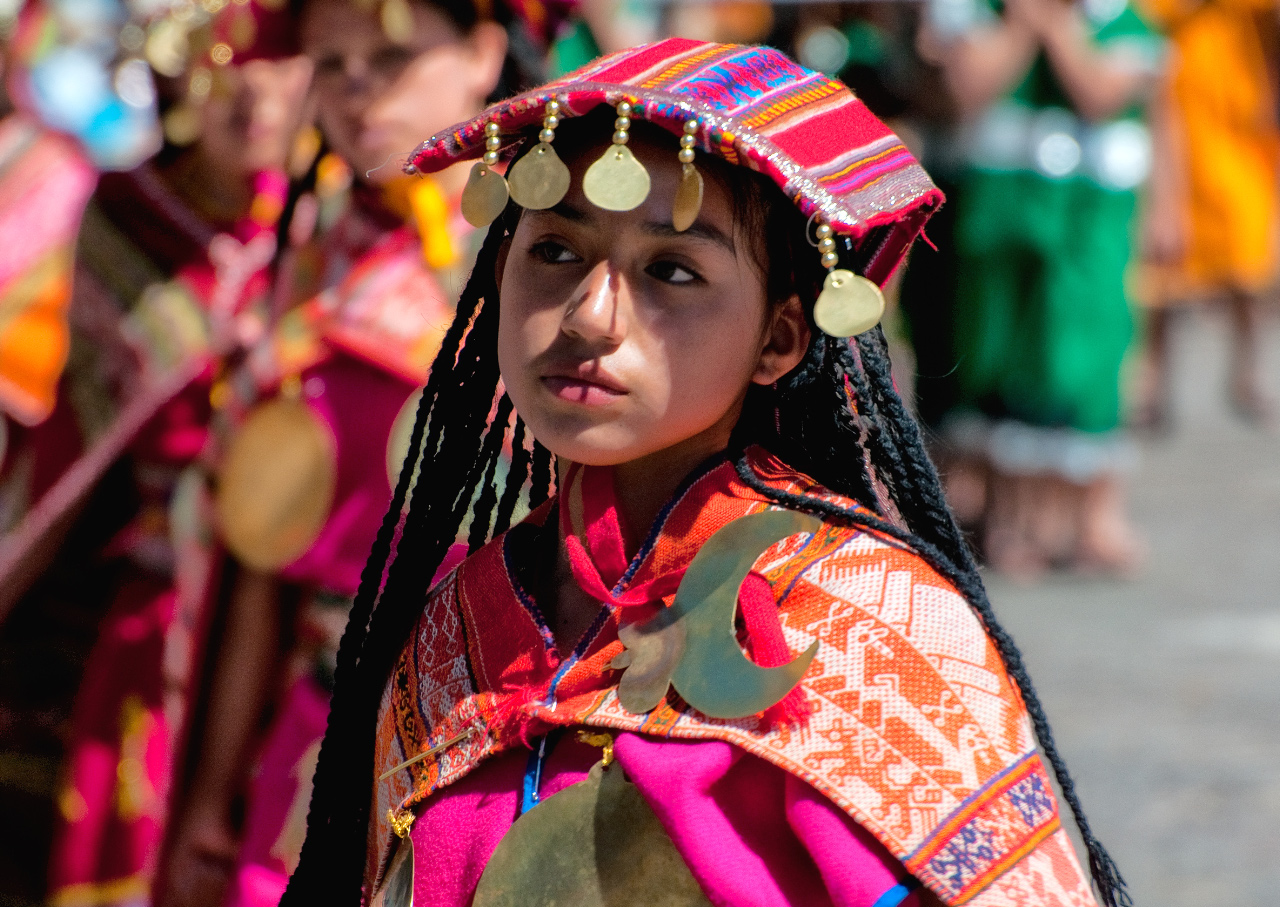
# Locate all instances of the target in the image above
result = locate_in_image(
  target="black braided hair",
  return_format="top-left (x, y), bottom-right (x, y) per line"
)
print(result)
top-left (736, 326), bottom-right (1129, 907)
top-left (282, 213), bottom-right (524, 905)
top-left (283, 117), bottom-right (1128, 907)
top-left (732, 219), bottom-right (1127, 905)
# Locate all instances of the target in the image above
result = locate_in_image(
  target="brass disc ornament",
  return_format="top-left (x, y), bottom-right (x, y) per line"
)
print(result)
top-left (372, 834), bottom-right (415, 907)
top-left (582, 144), bottom-right (651, 212)
top-left (385, 388), bottom-right (424, 489)
top-left (672, 163), bottom-right (704, 232)
top-left (507, 142), bottom-right (571, 211)
top-left (215, 396), bottom-right (337, 571)
top-left (472, 759), bottom-right (711, 907)
top-left (461, 162), bottom-right (510, 227)
top-left (812, 269), bottom-right (885, 338)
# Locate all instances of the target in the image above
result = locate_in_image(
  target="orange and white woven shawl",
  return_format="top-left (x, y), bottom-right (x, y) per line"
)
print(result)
top-left (369, 451), bottom-right (1097, 906)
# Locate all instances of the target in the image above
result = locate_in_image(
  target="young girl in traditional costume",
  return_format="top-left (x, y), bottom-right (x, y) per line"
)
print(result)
top-left (283, 38), bottom-right (1128, 907)
top-left (156, 2), bottom-right (514, 905)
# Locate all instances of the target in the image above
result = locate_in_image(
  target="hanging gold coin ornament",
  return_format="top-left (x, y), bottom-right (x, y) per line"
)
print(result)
top-left (385, 388), bottom-right (424, 489)
top-left (672, 119), bottom-right (704, 232)
top-left (372, 809), bottom-right (416, 907)
top-left (811, 220), bottom-right (885, 338)
top-left (215, 393), bottom-right (337, 571)
top-left (145, 18), bottom-right (190, 78)
top-left (507, 97), bottom-right (571, 210)
top-left (582, 100), bottom-right (651, 212)
top-left (460, 121), bottom-right (510, 227)
top-left (380, 0), bottom-right (414, 43)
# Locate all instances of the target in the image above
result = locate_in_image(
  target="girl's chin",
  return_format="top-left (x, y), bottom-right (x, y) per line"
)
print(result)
top-left (525, 427), bottom-right (652, 469)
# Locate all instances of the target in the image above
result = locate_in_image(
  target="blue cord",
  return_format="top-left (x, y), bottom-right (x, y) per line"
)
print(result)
top-left (872, 877), bottom-right (921, 907)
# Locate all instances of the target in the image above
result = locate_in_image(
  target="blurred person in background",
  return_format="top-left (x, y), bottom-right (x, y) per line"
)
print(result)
top-left (0, 0), bottom-right (309, 903)
top-left (32, 4), bottom-right (313, 906)
top-left (153, 3), bottom-right (569, 905)
top-left (1134, 0), bottom-right (1279, 428)
top-left (913, 0), bottom-right (1166, 577)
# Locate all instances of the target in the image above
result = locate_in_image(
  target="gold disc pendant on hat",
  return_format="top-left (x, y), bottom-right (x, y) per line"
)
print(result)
top-left (461, 162), bottom-right (510, 228)
top-left (813, 269), bottom-right (885, 338)
top-left (215, 396), bottom-right (336, 571)
top-left (672, 162), bottom-right (704, 232)
top-left (507, 142), bottom-right (572, 211)
top-left (582, 144), bottom-right (651, 212)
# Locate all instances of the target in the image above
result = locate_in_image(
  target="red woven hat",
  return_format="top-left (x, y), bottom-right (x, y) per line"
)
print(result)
top-left (408, 36), bottom-right (942, 286)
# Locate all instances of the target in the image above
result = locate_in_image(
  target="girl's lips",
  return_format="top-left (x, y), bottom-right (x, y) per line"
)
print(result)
top-left (542, 376), bottom-right (627, 405)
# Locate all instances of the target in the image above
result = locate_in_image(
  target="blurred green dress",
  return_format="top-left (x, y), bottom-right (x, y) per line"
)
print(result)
top-left (948, 0), bottom-right (1163, 456)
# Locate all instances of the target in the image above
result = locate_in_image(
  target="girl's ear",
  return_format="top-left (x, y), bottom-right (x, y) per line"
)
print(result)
top-left (462, 21), bottom-right (509, 104)
top-left (752, 294), bottom-right (811, 385)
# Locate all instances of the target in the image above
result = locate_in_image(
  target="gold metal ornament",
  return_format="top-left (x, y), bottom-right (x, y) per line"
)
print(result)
top-left (215, 396), bottom-right (337, 571)
top-left (461, 121), bottom-right (510, 227)
top-left (507, 98), bottom-right (571, 211)
top-left (372, 810), bottom-right (416, 907)
top-left (385, 388), bottom-right (423, 489)
top-left (672, 164), bottom-right (704, 232)
top-left (667, 510), bottom-right (822, 719)
top-left (472, 758), bottom-right (711, 907)
top-left (672, 119), bottom-right (703, 232)
top-left (813, 269), bottom-right (886, 338)
top-left (461, 164), bottom-right (509, 227)
top-left (380, 0), bottom-right (414, 43)
top-left (582, 100), bottom-right (651, 212)
top-left (145, 18), bottom-right (190, 78)
top-left (507, 143), bottom-right (571, 210)
top-left (611, 608), bottom-right (686, 715)
top-left (583, 145), bottom-right (651, 212)
top-left (162, 103), bottom-right (201, 147)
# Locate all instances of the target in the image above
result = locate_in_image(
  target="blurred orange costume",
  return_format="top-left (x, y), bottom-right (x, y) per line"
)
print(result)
top-left (0, 117), bottom-right (95, 426)
top-left (1143, 0), bottom-right (1280, 295)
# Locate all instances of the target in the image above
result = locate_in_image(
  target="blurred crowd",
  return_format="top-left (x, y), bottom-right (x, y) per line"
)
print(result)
top-left (0, 0), bottom-right (1274, 905)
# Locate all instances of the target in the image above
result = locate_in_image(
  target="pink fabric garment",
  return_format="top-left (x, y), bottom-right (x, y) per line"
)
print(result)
top-left (401, 732), bottom-right (924, 907)
top-left (225, 675), bottom-right (331, 907)
top-left (279, 351), bottom-right (415, 595)
top-left (48, 578), bottom-right (174, 903)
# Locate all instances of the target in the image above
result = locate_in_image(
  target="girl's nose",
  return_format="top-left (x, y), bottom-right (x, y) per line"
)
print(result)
top-left (562, 261), bottom-right (626, 347)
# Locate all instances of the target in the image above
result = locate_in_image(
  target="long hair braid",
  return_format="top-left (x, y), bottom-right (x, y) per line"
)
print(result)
top-left (492, 415), bottom-right (531, 536)
top-left (283, 216), bottom-right (513, 905)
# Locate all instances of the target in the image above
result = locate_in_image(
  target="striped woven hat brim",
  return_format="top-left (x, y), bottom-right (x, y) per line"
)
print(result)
top-left (408, 37), bottom-right (942, 286)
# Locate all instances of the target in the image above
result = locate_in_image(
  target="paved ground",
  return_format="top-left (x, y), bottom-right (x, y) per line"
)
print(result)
top-left (984, 307), bottom-right (1280, 906)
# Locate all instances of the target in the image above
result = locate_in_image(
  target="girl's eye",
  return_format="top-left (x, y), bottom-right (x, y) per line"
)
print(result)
top-left (530, 241), bottom-right (580, 264)
top-left (314, 53), bottom-right (343, 77)
top-left (369, 45), bottom-right (416, 77)
top-left (646, 260), bottom-right (700, 285)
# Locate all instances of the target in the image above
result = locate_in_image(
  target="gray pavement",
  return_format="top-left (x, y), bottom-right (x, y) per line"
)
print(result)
top-left (984, 307), bottom-right (1280, 906)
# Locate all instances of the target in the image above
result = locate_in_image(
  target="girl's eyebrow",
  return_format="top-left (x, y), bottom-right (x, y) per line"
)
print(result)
top-left (641, 220), bottom-right (734, 253)
top-left (538, 200), bottom-right (734, 254)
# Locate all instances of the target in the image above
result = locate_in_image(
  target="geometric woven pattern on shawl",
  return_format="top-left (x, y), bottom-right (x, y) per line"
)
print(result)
top-left (406, 37), bottom-right (942, 286)
top-left (368, 448), bottom-right (1095, 906)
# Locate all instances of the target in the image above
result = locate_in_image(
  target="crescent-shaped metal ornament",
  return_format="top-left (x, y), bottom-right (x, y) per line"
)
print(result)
top-left (668, 510), bottom-right (823, 719)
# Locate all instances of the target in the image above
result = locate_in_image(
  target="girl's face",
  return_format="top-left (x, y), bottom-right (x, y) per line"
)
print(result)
top-left (497, 128), bottom-right (811, 469)
top-left (198, 55), bottom-right (314, 176)
top-left (300, 0), bottom-right (506, 182)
